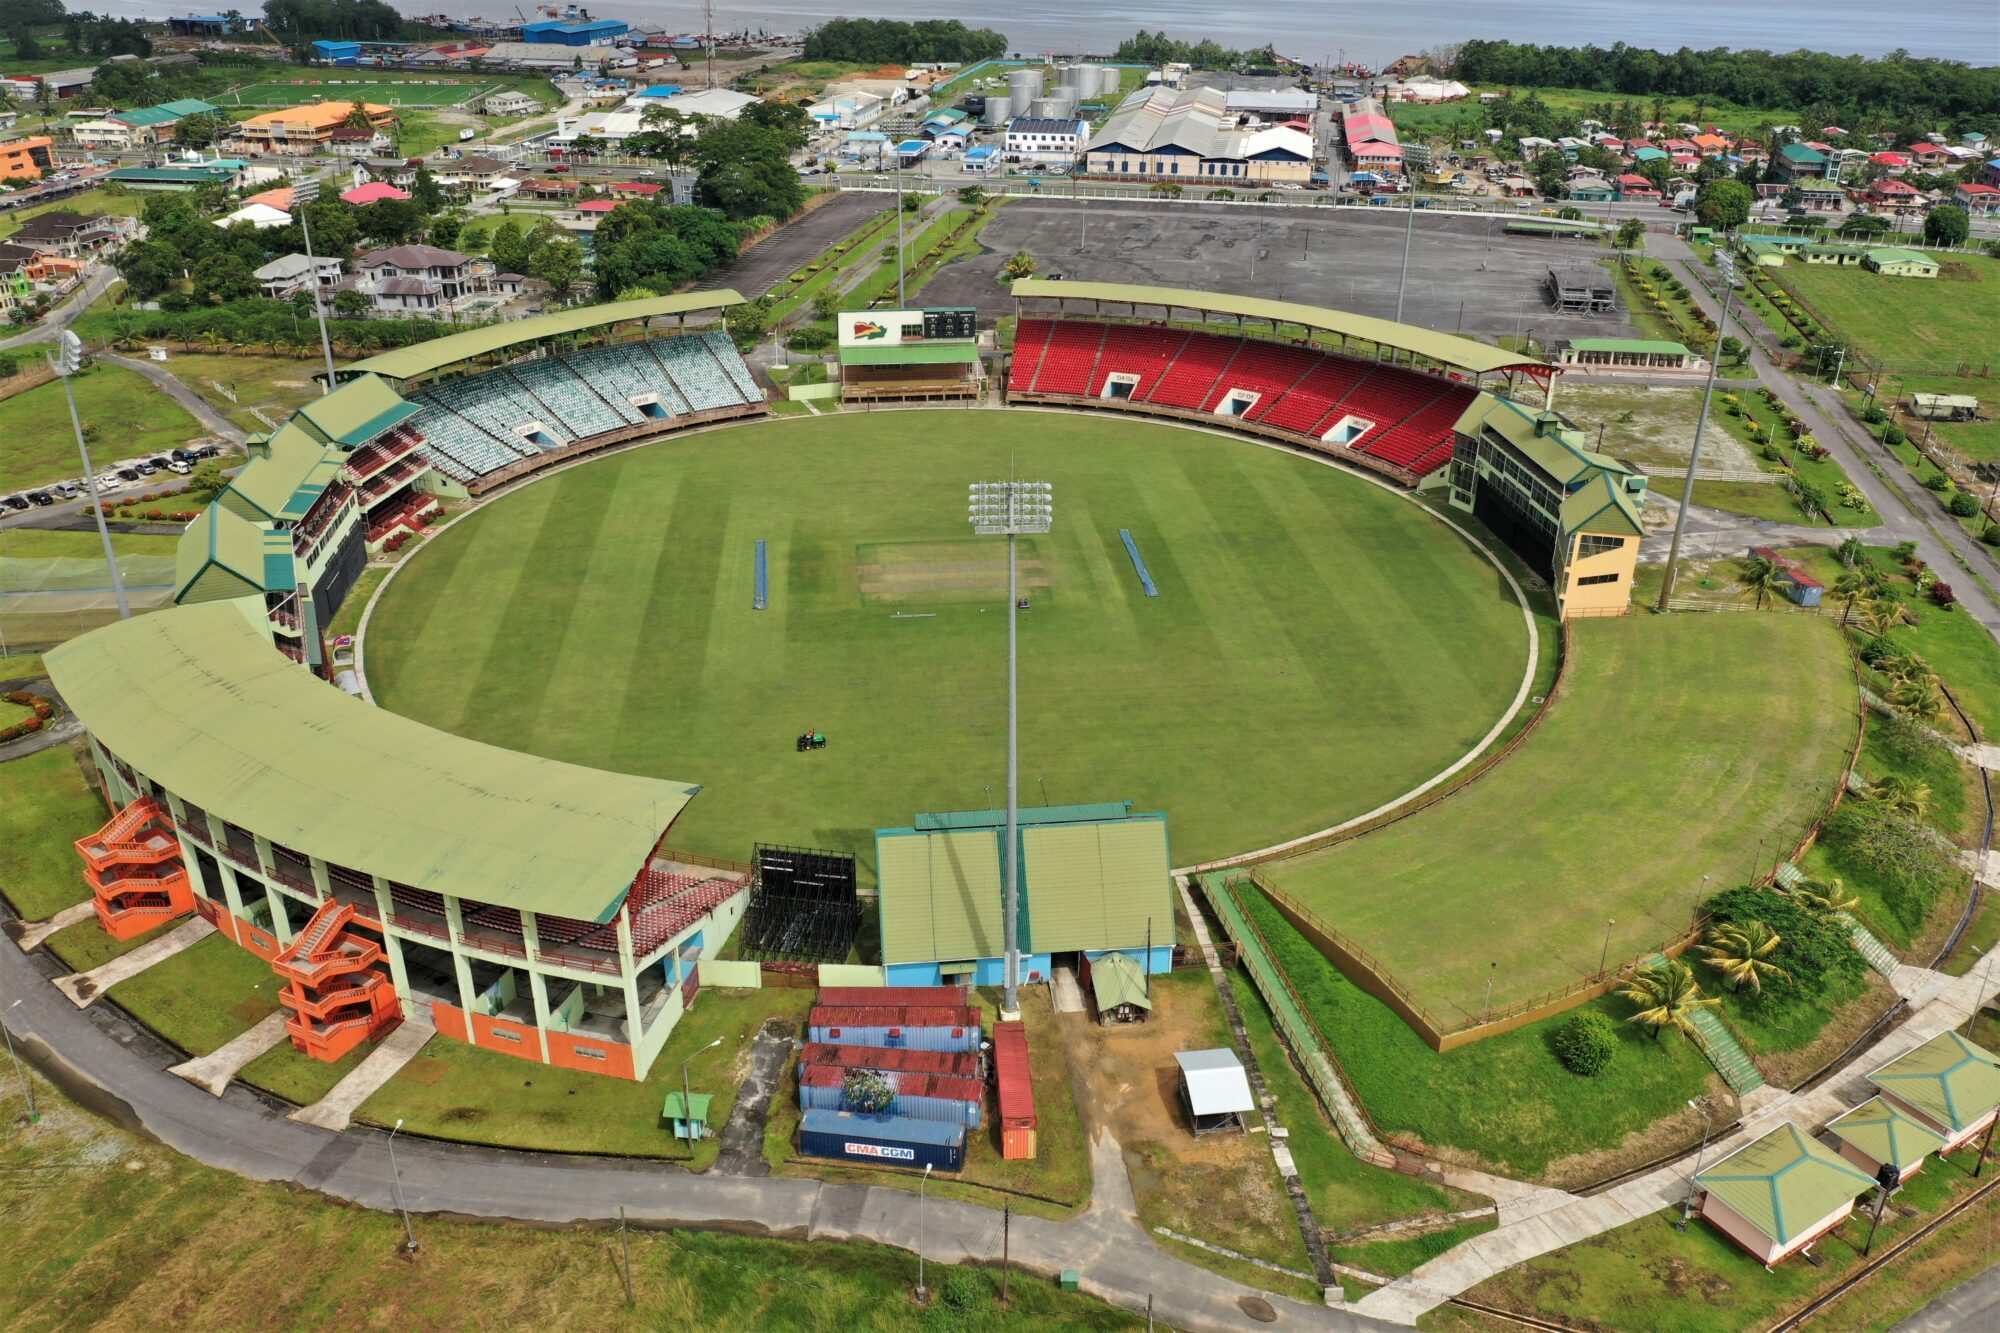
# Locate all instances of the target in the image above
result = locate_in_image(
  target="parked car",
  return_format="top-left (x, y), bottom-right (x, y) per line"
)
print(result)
top-left (52, 481), bottom-right (79, 498)
top-left (116, 467), bottom-right (140, 482)
top-left (145, 456), bottom-right (169, 470)
top-left (170, 448), bottom-right (196, 462)
top-left (134, 461), bottom-right (158, 476)
top-left (25, 490), bottom-right (54, 505)
top-left (96, 471), bottom-right (123, 490)
top-left (166, 459), bottom-right (191, 474)
top-left (1, 494), bottom-right (28, 511)
top-left (191, 445), bottom-right (221, 460)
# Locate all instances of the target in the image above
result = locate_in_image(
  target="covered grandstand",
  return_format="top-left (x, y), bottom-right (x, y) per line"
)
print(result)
top-left (338, 293), bottom-right (770, 493)
top-left (1005, 280), bottom-right (1555, 484)
top-left (47, 599), bottom-right (749, 1080)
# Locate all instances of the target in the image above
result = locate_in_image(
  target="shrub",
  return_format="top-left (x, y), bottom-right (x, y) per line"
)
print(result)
top-left (1948, 492), bottom-right (1979, 517)
top-left (1883, 425), bottom-right (1906, 446)
top-left (939, 1268), bottom-right (985, 1311)
top-left (1780, 334), bottom-right (1802, 349)
top-left (1819, 805), bottom-right (1959, 931)
top-left (1930, 581), bottom-right (1957, 608)
top-left (1551, 1012), bottom-right (1619, 1077)
top-left (1920, 469), bottom-right (1948, 490)
top-left (1983, 525), bottom-right (2000, 547)
top-left (1704, 884), bottom-right (1866, 1001)
top-left (1861, 404), bottom-right (1888, 425)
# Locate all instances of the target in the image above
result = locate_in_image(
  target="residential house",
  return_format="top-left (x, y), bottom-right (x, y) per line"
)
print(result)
top-left (346, 244), bottom-right (498, 312)
top-left (1825, 1097), bottom-right (1944, 1185)
top-left (1566, 176), bottom-right (1615, 203)
top-left (255, 253), bottom-right (344, 299)
top-left (1800, 243), bottom-right (1868, 266)
top-left (9, 210), bottom-right (127, 258)
top-left (1613, 174), bottom-right (1660, 201)
top-left (1868, 1031), bottom-right (2000, 1150)
top-left (432, 155), bottom-right (514, 195)
top-left (70, 99), bottom-right (221, 151)
top-left (1693, 1121), bottom-right (1875, 1266)
top-left (1869, 151), bottom-right (1910, 175)
top-left (1775, 143), bottom-right (1829, 179)
top-left (340, 182), bottom-right (411, 206)
top-left (481, 90), bottom-right (539, 116)
top-left (327, 126), bottom-right (394, 158)
top-left (1860, 179), bottom-right (1924, 212)
top-left (214, 202), bottom-right (292, 230)
top-left (1904, 143), bottom-right (1950, 168)
top-left (1864, 248), bottom-right (1941, 278)
top-left (1952, 182), bottom-right (2000, 217)
top-left (606, 181), bottom-right (663, 200)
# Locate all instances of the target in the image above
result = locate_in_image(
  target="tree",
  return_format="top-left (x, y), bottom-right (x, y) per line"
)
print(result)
top-left (1617, 959), bottom-right (1717, 1040)
top-left (429, 213), bottom-right (462, 250)
top-left (1530, 150), bottom-right (1568, 200)
top-left (1835, 534), bottom-right (1866, 567)
top-left (1838, 213), bottom-right (1892, 239)
top-left (191, 252), bottom-right (257, 304)
top-left (528, 237), bottom-right (582, 304)
top-left (1923, 203), bottom-right (1969, 248)
top-left (1695, 178), bottom-right (1752, 230)
top-left (1149, 181), bottom-right (1184, 199)
top-left (1737, 554), bottom-right (1786, 609)
top-left (333, 288), bottom-right (370, 318)
top-left (184, 460), bottom-right (228, 505)
top-left (1717, 335), bottom-right (1747, 366)
top-left (1830, 569), bottom-right (1871, 626)
top-left (410, 166), bottom-right (444, 215)
top-left (688, 119), bottom-right (806, 221)
top-left (1698, 921), bottom-right (1788, 994)
top-left (487, 217), bottom-right (530, 275)
top-left (722, 296), bottom-right (771, 349)
top-left (1551, 1012), bottom-right (1618, 1077)
top-left (1614, 218), bottom-right (1646, 250)
top-left (1002, 250), bottom-right (1037, 281)
top-left (1867, 773), bottom-right (1933, 820)
top-left (1887, 673), bottom-right (1944, 720)
top-left (1793, 877), bottom-right (1860, 917)
top-left (172, 110), bottom-right (228, 150)
top-left (955, 184), bottom-right (985, 209)
top-left (842, 1068), bottom-right (895, 1113)
top-left (811, 289), bottom-right (842, 322)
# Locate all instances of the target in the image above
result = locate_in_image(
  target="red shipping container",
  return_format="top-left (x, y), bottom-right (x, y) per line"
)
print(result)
top-left (994, 1021), bottom-right (1036, 1160)
top-left (817, 986), bottom-right (969, 1009)
top-left (798, 1043), bottom-right (980, 1079)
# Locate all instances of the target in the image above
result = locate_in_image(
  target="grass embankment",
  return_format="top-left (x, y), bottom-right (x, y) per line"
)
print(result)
top-left (1443, 1147), bottom-right (1997, 1333)
top-left (359, 987), bottom-right (815, 1166)
top-left (1261, 613), bottom-right (1857, 1023)
top-left (155, 352), bottom-right (320, 435)
top-left (0, 1069), bottom-right (1136, 1329)
top-left (764, 206), bottom-right (901, 321)
top-left (763, 987), bottom-right (1092, 1222)
top-left (1386, 86), bottom-right (1793, 141)
top-left (1778, 253), bottom-right (2000, 367)
top-left (0, 364), bottom-right (206, 493)
top-left (0, 742), bottom-right (102, 921)
top-left (1242, 886), bottom-right (1720, 1183)
top-left (105, 932), bottom-right (283, 1057)
top-left (362, 411), bottom-right (1530, 878)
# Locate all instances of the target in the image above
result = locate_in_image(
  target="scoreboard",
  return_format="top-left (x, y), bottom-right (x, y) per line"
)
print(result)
top-left (838, 306), bottom-right (978, 348)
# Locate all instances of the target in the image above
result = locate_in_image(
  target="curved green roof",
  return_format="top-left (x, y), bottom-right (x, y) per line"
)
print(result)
top-left (47, 600), bottom-right (697, 922)
top-left (339, 290), bottom-right (748, 384)
top-left (1010, 279), bottom-right (1546, 376)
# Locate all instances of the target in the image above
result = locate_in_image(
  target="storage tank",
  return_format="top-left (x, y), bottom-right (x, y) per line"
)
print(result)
top-left (1058, 62), bottom-right (1084, 90)
top-left (981, 94), bottom-right (1011, 127)
top-left (1094, 66), bottom-right (1122, 97)
top-left (1006, 68), bottom-right (1043, 106)
top-left (1051, 86), bottom-right (1080, 117)
top-left (1029, 96), bottom-right (1064, 119)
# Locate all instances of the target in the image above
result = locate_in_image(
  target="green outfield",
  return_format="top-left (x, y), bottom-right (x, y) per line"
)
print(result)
top-left (363, 412), bottom-right (1533, 880)
top-left (216, 78), bottom-right (500, 108)
top-left (1260, 614), bottom-right (1857, 1024)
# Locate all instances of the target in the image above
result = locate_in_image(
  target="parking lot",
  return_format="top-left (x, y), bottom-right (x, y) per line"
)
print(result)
top-left (918, 199), bottom-right (1640, 346)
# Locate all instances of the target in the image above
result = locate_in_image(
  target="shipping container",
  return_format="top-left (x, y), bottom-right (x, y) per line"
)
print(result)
top-left (994, 1020), bottom-right (1037, 1160)
top-left (798, 1108), bottom-right (965, 1171)
top-left (808, 1005), bottom-right (982, 1052)
top-left (799, 1042), bottom-right (980, 1080)
top-left (816, 986), bottom-right (969, 1009)
top-left (800, 1064), bottom-right (983, 1127)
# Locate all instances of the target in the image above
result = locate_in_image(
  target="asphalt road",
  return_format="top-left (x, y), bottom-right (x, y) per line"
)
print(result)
top-left (697, 190), bottom-right (895, 303)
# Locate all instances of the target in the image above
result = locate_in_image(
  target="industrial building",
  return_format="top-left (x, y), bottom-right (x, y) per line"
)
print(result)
top-left (1083, 86), bottom-right (1312, 184)
top-left (874, 802), bottom-right (1175, 988)
top-left (523, 19), bottom-right (629, 46)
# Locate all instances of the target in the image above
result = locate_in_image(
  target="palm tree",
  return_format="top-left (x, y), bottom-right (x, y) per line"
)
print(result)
top-left (1888, 674), bottom-right (1944, 720)
top-left (1794, 877), bottom-right (1860, 916)
top-left (1860, 597), bottom-right (1908, 639)
top-left (1738, 555), bottom-right (1787, 610)
top-left (1831, 570), bottom-right (1871, 626)
top-left (1835, 535), bottom-right (1866, 567)
top-left (1867, 773), bottom-right (1932, 819)
top-left (1698, 921), bottom-right (1788, 994)
top-left (1618, 959), bottom-right (1718, 1040)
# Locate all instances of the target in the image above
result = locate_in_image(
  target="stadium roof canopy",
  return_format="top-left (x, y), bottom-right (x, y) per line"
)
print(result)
top-left (1009, 279), bottom-right (1546, 378)
top-left (339, 290), bottom-right (748, 384)
top-left (47, 600), bottom-right (698, 922)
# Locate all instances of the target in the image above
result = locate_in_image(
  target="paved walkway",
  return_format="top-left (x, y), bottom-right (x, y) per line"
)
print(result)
top-left (289, 1018), bottom-right (433, 1131)
top-left (52, 916), bottom-right (213, 1007)
top-left (170, 1011), bottom-right (289, 1097)
top-left (1050, 963), bottom-right (1086, 1014)
top-left (6, 900), bottom-right (94, 952)
top-left (1352, 965), bottom-right (2000, 1325)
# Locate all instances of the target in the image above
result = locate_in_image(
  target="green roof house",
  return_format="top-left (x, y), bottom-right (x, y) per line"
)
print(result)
top-left (1084, 949), bottom-right (1154, 1024)
top-left (1868, 1030), bottom-right (2000, 1150)
top-left (1776, 142), bottom-right (1828, 178)
top-left (1863, 248), bottom-right (1940, 278)
top-left (1695, 1120), bottom-right (1876, 1265)
top-left (1826, 1096), bottom-right (1945, 1183)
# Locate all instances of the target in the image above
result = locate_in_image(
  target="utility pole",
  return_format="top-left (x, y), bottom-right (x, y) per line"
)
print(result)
top-left (1657, 246), bottom-right (1739, 611)
top-left (619, 1206), bottom-right (633, 1307)
top-left (703, 0), bottom-right (715, 90)
top-left (1000, 1200), bottom-right (1011, 1305)
top-left (52, 331), bottom-right (127, 621)
top-left (894, 156), bottom-right (906, 308)
top-left (1677, 1097), bottom-right (1714, 1229)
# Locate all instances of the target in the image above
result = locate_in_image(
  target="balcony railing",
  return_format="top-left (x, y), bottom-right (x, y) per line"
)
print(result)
top-left (457, 929), bottom-right (527, 961)
top-left (533, 944), bottom-right (624, 977)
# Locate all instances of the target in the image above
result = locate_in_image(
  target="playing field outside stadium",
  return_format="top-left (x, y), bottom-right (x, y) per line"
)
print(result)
top-left (361, 411), bottom-right (1535, 880)
top-left (214, 79), bottom-right (502, 109)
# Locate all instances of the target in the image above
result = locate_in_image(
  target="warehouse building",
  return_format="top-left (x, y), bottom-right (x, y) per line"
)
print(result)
top-left (1083, 86), bottom-right (1312, 184)
top-left (875, 802), bottom-right (1175, 987)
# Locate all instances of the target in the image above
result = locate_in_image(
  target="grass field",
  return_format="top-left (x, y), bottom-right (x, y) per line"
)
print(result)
top-left (0, 364), bottom-right (206, 494)
top-left (364, 411), bottom-right (1532, 878)
top-left (1261, 614), bottom-right (1857, 1023)
top-left (0, 1072), bottom-right (1135, 1330)
top-left (156, 352), bottom-right (321, 435)
top-left (0, 187), bottom-right (142, 242)
top-left (215, 77), bottom-right (500, 108)
top-left (1777, 254), bottom-right (2000, 367)
top-left (0, 741), bottom-right (102, 922)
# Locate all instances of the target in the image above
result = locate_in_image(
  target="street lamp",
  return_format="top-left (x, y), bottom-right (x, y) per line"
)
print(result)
top-left (1657, 246), bottom-right (1740, 611)
top-left (916, 1161), bottom-right (934, 1304)
top-left (3, 999), bottom-right (38, 1126)
top-left (290, 177), bottom-right (337, 395)
top-left (1677, 1096), bottom-right (1714, 1229)
top-left (1599, 918), bottom-right (1617, 976)
top-left (50, 330), bottom-right (127, 621)
top-left (682, 1035), bottom-right (723, 1157)
top-left (387, 1118), bottom-right (418, 1253)
top-left (968, 480), bottom-right (1053, 1019)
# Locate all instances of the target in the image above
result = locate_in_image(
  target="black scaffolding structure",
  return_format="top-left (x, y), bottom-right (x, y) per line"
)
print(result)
top-left (742, 844), bottom-right (861, 963)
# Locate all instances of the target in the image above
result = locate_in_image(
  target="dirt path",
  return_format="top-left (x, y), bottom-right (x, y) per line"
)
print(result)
top-left (713, 1016), bottom-right (796, 1176)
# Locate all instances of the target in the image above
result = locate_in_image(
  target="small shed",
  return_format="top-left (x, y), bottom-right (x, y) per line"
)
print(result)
top-left (1868, 1030), bottom-right (2000, 1152)
top-left (1749, 547), bottom-right (1823, 607)
top-left (662, 1090), bottom-right (712, 1142)
top-left (1863, 248), bottom-right (1940, 278)
top-left (1826, 1096), bottom-right (1944, 1183)
top-left (1695, 1120), bottom-right (1876, 1266)
top-left (1175, 1048), bottom-right (1254, 1136)
top-left (1910, 392), bottom-right (1979, 422)
top-left (1082, 950), bottom-right (1153, 1025)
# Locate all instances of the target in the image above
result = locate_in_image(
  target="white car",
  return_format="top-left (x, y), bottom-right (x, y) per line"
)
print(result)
top-left (166, 460), bottom-right (192, 474)
top-left (95, 472), bottom-right (122, 491)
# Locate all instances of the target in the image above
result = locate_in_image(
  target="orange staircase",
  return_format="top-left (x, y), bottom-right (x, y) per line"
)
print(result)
top-left (272, 902), bottom-right (401, 1061)
top-left (74, 797), bottom-right (195, 941)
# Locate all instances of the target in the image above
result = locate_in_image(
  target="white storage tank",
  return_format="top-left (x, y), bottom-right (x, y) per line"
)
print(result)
top-left (1028, 96), bottom-right (1063, 119)
top-left (1006, 68), bottom-right (1043, 106)
top-left (981, 94), bottom-right (1011, 127)
top-left (1058, 63), bottom-right (1084, 90)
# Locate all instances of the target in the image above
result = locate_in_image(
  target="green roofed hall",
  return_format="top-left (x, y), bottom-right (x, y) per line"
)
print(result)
top-left (46, 600), bottom-right (699, 922)
top-left (1562, 339), bottom-right (1693, 357)
top-left (1825, 1097), bottom-right (1944, 1174)
top-left (1695, 1119), bottom-right (1875, 1248)
top-left (839, 343), bottom-right (981, 366)
top-left (1869, 1030), bottom-right (2000, 1139)
top-left (1008, 278), bottom-right (1542, 377)
top-left (338, 291), bottom-right (748, 384)
top-left (292, 373), bottom-right (423, 446)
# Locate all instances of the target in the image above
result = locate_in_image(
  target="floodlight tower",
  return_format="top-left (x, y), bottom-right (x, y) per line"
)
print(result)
top-left (968, 479), bottom-right (1053, 1019)
top-left (291, 177), bottom-right (337, 395)
top-left (50, 331), bottom-right (128, 620)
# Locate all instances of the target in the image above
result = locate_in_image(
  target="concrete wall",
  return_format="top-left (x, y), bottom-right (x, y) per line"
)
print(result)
top-left (701, 959), bottom-right (762, 988)
top-left (817, 963), bottom-right (887, 987)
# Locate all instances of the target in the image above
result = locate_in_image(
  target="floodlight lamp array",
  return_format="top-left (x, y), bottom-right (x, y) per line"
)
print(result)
top-left (967, 481), bottom-right (1054, 535)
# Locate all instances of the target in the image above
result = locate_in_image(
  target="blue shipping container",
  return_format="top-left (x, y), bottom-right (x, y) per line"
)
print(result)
top-left (798, 1079), bottom-right (982, 1129)
top-left (805, 1022), bottom-right (981, 1053)
top-left (798, 1109), bottom-right (965, 1171)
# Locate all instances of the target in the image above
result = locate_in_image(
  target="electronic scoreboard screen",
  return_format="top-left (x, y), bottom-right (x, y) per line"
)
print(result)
top-left (921, 307), bottom-right (977, 341)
